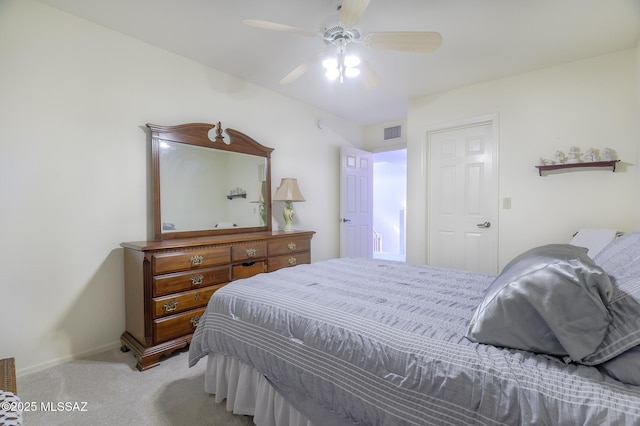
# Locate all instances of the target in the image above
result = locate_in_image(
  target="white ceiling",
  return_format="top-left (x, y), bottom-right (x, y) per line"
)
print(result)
top-left (36, 0), bottom-right (640, 125)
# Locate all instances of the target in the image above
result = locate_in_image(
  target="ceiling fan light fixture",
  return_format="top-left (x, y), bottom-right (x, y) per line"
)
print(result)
top-left (322, 57), bottom-right (338, 69)
top-left (325, 67), bottom-right (340, 80)
top-left (245, 0), bottom-right (440, 89)
top-left (345, 67), bottom-right (360, 78)
top-left (344, 55), bottom-right (360, 68)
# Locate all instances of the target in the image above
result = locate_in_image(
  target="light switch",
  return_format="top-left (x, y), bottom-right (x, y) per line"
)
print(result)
top-left (503, 197), bottom-right (511, 209)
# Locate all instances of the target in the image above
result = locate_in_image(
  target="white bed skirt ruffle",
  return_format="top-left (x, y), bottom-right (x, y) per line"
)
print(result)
top-left (205, 353), bottom-right (313, 426)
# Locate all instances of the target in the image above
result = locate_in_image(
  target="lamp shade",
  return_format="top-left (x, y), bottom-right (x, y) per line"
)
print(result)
top-left (249, 181), bottom-right (266, 203)
top-left (273, 178), bottom-right (305, 202)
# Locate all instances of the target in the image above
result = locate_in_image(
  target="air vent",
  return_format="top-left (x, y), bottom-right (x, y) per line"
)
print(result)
top-left (383, 125), bottom-right (402, 141)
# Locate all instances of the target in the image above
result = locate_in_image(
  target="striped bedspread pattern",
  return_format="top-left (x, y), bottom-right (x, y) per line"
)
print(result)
top-left (189, 258), bottom-right (640, 426)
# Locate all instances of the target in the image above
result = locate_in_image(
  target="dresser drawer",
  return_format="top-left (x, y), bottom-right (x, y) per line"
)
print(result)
top-left (154, 307), bottom-right (205, 344)
top-left (232, 242), bottom-right (267, 262)
top-left (152, 285), bottom-right (222, 318)
top-left (268, 252), bottom-right (310, 272)
top-left (268, 237), bottom-right (310, 256)
top-left (232, 260), bottom-right (266, 279)
top-left (153, 265), bottom-right (231, 297)
top-left (152, 246), bottom-right (231, 274)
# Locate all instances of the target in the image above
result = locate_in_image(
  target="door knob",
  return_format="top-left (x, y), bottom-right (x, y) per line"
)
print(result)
top-left (341, 218), bottom-right (351, 223)
top-left (476, 221), bottom-right (491, 228)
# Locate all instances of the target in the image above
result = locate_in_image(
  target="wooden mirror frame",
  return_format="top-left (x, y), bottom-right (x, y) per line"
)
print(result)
top-left (148, 122), bottom-right (273, 240)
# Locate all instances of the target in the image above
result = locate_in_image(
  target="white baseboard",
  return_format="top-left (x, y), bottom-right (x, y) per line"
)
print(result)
top-left (17, 340), bottom-right (123, 378)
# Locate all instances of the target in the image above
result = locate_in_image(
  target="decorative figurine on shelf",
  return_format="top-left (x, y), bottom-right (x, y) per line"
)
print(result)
top-left (554, 150), bottom-right (566, 164)
top-left (602, 148), bottom-right (617, 161)
top-left (583, 148), bottom-right (598, 163)
top-left (566, 146), bottom-right (580, 163)
top-left (227, 187), bottom-right (247, 199)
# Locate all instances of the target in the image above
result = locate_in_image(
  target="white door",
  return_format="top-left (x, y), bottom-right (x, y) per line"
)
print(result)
top-left (427, 119), bottom-right (498, 273)
top-left (340, 146), bottom-right (373, 258)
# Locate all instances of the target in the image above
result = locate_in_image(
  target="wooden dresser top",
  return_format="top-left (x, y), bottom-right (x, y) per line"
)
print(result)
top-left (121, 230), bottom-right (315, 252)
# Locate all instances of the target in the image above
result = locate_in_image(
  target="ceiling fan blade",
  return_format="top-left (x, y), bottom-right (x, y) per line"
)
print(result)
top-left (242, 19), bottom-right (318, 37)
top-left (339, 0), bottom-right (371, 26)
top-left (279, 53), bottom-right (323, 85)
top-left (366, 31), bottom-right (443, 53)
top-left (359, 59), bottom-right (380, 90)
top-left (280, 63), bottom-right (310, 86)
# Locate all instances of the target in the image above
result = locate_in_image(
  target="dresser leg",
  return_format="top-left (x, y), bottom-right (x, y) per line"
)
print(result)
top-left (120, 331), bottom-right (191, 371)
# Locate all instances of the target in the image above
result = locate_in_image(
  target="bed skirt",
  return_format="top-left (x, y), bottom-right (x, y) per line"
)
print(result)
top-left (205, 353), bottom-right (313, 426)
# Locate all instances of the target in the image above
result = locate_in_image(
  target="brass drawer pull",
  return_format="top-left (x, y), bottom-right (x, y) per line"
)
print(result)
top-left (288, 257), bottom-right (297, 266)
top-left (194, 293), bottom-right (200, 301)
top-left (163, 299), bottom-right (178, 312)
top-left (287, 243), bottom-right (296, 251)
top-left (190, 274), bottom-right (204, 286)
top-left (190, 255), bottom-right (204, 266)
top-left (246, 248), bottom-right (257, 257)
top-left (190, 315), bottom-right (201, 327)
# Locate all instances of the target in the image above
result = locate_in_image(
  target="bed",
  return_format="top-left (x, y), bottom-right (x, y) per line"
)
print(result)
top-left (189, 233), bottom-right (640, 425)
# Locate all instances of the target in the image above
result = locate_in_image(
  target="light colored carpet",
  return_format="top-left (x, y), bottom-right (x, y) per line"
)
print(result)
top-left (17, 347), bottom-right (255, 426)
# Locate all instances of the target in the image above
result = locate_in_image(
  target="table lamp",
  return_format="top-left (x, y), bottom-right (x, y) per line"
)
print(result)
top-left (273, 178), bottom-right (305, 232)
top-left (249, 181), bottom-right (267, 225)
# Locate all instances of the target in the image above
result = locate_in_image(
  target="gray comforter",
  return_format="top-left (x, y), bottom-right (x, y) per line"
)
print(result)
top-left (189, 258), bottom-right (640, 425)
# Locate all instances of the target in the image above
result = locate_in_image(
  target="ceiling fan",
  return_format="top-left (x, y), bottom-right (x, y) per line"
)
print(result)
top-left (243, 0), bottom-right (442, 89)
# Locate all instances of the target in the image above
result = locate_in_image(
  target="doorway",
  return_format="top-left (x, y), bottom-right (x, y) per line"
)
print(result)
top-left (373, 149), bottom-right (407, 262)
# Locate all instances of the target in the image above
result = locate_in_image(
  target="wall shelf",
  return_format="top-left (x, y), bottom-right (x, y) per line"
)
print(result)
top-left (535, 160), bottom-right (620, 176)
top-left (226, 193), bottom-right (247, 200)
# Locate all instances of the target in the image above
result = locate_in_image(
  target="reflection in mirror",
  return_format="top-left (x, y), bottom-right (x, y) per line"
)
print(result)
top-left (159, 142), bottom-right (267, 233)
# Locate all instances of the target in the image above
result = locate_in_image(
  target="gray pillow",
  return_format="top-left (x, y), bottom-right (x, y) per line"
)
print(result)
top-left (580, 232), bottom-right (640, 365)
top-left (466, 244), bottom-right (613, 362)
top-left (597, 344), bottom-right (640, 386)
top-left (593, 232), bottom-right (640, 276)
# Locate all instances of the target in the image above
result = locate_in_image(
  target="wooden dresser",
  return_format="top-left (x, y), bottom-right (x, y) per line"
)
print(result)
top-left (120, 230), bottom-right (314, 371)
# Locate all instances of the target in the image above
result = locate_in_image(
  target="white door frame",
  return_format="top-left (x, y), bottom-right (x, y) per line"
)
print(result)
top-left (424, 113), bottom-right (499, 271)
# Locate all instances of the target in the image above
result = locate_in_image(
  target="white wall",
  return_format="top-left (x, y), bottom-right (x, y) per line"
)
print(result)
top-left (406, 49), bottom-right (639, 268)
top-left (0, 0), bottom-right (363, 375)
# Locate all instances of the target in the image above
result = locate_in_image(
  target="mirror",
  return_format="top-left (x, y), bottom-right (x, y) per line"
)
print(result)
top-left (148, 122), bottom-right (273, 240)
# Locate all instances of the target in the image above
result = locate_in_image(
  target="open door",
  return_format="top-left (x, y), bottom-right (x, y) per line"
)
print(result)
top-left (340, 146), bottom-right (373, 258)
